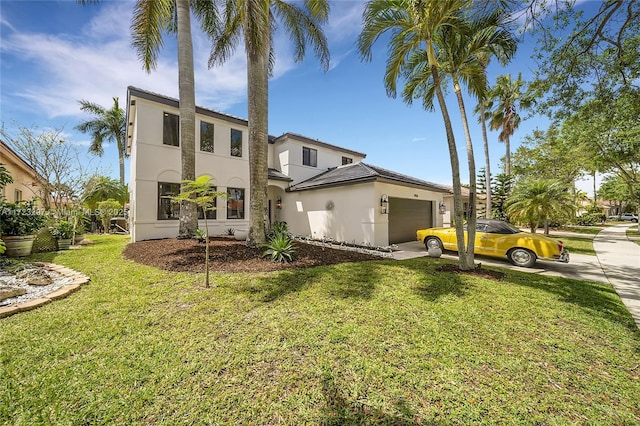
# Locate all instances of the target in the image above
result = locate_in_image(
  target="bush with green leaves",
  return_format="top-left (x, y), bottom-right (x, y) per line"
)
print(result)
top-left (194, 229), bottom-right (207, 243)
top-left (0, 239), bottom-right (5, 255)
top-left (577, 212), bottom-right (606, 226)
top-left (267, 221), bottom-right (289, 240)
top-left (0, 200), bottom-right (46, 236)
top-left (263, 232), bottom-right (296, 263)
top-left (96, 199), bottom-right (122, 232)
top-left (51, 220), bottom-right (75, 240)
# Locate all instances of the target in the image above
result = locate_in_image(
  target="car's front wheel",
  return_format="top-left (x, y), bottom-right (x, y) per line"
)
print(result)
top-left (508, 248), bottom-right (536, 268)
top-left (425, 236), bottom-right (444, 251)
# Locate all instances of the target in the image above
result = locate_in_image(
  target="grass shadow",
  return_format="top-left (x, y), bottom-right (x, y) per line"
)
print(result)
top-left (232, 261), bottom-right (386, 303)
top-left (506, 271), bottom-right (638, 331)
top-left (319, 369), bottom-right (424, 425)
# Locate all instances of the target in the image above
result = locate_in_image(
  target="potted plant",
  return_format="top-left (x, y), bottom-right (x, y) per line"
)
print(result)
top-left (0, 200), bottom-right (46, 257)
top-left (51, 220), bottom-right (74, 250)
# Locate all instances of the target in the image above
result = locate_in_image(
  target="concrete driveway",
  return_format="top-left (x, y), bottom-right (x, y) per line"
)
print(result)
top-left (394, 224), bottom-right (640, 328)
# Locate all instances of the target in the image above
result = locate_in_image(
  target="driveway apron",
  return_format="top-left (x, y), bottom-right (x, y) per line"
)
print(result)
top-left (593, 224), bottom-right (640, 329)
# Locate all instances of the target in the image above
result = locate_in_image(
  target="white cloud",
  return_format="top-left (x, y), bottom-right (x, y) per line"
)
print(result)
top-left (0, 1), bottom-right (343, 122)
top-left (0, 2), bottom-right (251, 119)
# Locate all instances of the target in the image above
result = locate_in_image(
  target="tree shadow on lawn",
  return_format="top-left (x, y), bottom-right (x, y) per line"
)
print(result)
top-left (234, 261), bottom-right (389, 303)
top-left (319, 369), bottom-right (420, 425)
top-left (398, 257), bottom-right (637, 331)
top-left (505, 271), bottom-right (638, 331)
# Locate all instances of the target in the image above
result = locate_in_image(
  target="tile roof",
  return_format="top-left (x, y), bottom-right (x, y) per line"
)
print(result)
top-left (288, 162), bottom-right (451, 192)
top-left (268, 168), bottom-right (293, 182)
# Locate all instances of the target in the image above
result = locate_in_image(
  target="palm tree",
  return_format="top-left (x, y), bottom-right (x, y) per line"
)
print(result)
top-left (487, 72), bottom-right (531, 176)
top-left (402, 9), bottom-right (517, 266)
top-left (131, 0), bottom-right (219, 239)
top-left (472, 10), bottom-right (517, 219)
top-left (75, 97), bottom-right (127, 184)
top-left (507, 179), bottom-right (573, 235)
top-left (82, 176), bottom-right (129, 210)
top-left (359, 0), bottom-right (478, 270)
top-left (208, 0), bottom-right (330, 247)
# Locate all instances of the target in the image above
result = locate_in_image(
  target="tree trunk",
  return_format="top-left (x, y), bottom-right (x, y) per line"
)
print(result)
top-left (117, 132), bottom-right (125, 185)
top-left (454, 82), bottom-right (476, 269)
top-left (428, 43), bottom-right (472, 270)
top-left (505, 134), bottom-right (511, 176)
top-left (176, 0), bottom-right (198, 239)
top-left (480, 102), bottom-right (492, 218)
top-left (246, 33), bottom-right (269, 247)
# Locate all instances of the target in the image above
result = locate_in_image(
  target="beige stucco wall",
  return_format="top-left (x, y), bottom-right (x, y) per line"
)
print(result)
top-left (0, 143), bottom-right (43, 205)
top-left (129, 98), bottom-right (250, 242)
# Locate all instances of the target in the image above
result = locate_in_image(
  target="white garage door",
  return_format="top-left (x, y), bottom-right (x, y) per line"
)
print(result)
top-left (388, 198), bottom-right (433, 244)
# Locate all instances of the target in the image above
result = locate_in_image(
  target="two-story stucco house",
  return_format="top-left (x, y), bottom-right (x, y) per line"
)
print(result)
top-left (126, 86), bottom-right (451, 246)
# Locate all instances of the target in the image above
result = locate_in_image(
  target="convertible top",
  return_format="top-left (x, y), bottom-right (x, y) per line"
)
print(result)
top-left (476, 219), bottom-right (521, 235)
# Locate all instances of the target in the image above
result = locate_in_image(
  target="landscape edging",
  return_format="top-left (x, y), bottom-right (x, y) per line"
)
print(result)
top-left (0, 262), bottom-right (90, 319)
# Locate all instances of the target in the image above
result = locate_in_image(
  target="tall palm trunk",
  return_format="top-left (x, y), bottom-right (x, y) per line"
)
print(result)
top-left (428, 44), bottom-right (473, 270)
top-left (116, 130), bottom-right (125, 184)
top-left (245, 13), bottom-right (269, 247)
top-left (176, 0), bottom-right (198, 238)
top-left (505, 134), bottom-right (511, 176)
top-left (479, 102), bottom-right (491, 218)
top-left (454, 79), bottom-right (476, 268)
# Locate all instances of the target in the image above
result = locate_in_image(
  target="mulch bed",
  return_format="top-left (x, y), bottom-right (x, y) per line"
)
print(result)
top-left (123, 236), bottom-right (381, 273)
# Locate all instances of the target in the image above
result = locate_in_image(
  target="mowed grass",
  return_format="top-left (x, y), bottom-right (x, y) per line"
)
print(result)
top-left (1, 235), bottom-right (639, 424)
top-left (549, 234), bottom-right (596, 256)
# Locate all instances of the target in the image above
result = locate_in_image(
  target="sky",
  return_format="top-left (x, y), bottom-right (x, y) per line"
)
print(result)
top-left (0, 0), bottom-right (599, 194)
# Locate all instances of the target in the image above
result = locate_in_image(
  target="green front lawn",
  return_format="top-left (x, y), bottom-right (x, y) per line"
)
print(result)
top-left (549, 234), bottom-right (596, 256)
top-left (2, 235), bottom-right (638, 424)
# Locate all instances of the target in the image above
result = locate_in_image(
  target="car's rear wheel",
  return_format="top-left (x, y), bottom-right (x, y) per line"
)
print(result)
top-left (425, 237), bottom-right (443, 251)
top-left (508, 248), bottom-right (536, 268)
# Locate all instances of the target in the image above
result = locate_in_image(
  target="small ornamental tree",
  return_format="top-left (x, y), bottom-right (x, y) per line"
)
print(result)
top-left (96, 199), bottom-right (122, 233)
top-left (168, 176), bottom-right (225, 287)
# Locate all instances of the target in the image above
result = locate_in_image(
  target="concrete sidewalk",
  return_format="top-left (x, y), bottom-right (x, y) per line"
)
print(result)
top-left (593, 224), bottom-right (640, 329)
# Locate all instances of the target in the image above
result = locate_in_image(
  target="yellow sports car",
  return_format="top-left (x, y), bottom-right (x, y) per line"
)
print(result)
top-left (416, 219), bottom-right (570, 268)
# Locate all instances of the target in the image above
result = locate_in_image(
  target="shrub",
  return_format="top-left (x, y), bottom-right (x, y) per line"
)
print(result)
top-left (263, 232), bottom-right (296, 263)
top-left (577, 212), bottom-right (605, 226)
top-left (226, 228), bottom-right (236, 236)
top-left (194, 229), bottom-right (207, 243)
top-left (0, 240), bottom-right (5, 255)
top-left (267, 221), bottom-right (289, 238)
top-left (96, 199), bottom-right (122, 232)
top-left (0, 200), bottom-right (46, 236)
top-left (51, 220), bottom-right (75, 240)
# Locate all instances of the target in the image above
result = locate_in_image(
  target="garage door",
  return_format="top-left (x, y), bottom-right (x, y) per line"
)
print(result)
top-left (388, 198), bottom-right (433, 244)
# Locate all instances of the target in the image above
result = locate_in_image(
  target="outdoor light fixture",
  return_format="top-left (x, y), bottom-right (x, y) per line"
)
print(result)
top-left (276, 196), bottom-right (282, 209)
top-left (381, 194), bottom-right (389, 214)
top-left (439, 201), bottom-right (446, 215)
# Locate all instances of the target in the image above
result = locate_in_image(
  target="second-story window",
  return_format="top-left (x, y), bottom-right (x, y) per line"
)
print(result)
top-left (200, 121), bottom-right (214, 153)
top-left (342, 156), bottom-right (353, 165)
top-left (231, 129), bottom-right (242, 157)
top-left (163, 112), bottom-right (179, 147)
top-left (303, 146), bottom-right (317, 167)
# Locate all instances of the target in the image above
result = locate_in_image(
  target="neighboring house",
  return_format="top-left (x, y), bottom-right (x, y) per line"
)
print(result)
top-left (0, 141), bottom-right (43, 206)
top-left (126, 87), bottom-right (451, 246)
